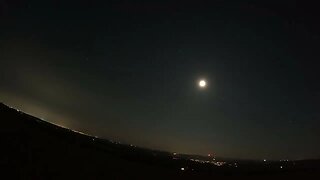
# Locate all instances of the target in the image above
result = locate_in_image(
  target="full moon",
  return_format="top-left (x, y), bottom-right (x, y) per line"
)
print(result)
top-left (199, 80), bottom-right (206, 88)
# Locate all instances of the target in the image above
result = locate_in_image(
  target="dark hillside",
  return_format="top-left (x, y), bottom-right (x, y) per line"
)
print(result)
top-left (0, 103), bottom-right (319, 179)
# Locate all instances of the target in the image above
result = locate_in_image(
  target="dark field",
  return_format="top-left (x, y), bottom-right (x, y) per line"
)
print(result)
top-left (1, 102), bottom-right (319, 179)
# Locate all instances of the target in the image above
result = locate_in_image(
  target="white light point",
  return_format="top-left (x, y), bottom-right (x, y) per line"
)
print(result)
top-left (199, 80), bottom-right (206, 88)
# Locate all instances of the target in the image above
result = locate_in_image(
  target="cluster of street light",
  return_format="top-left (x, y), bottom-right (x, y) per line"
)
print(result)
top-left (189, 158), bottom-right (227, 166)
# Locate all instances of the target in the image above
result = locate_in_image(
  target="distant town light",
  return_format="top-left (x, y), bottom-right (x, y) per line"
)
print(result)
top-left (181, 167), bottom-right (185, 171)
top-left (263, 159), bottom-right (267, 162)
top-left (280, 166), bottom-right (283, 169)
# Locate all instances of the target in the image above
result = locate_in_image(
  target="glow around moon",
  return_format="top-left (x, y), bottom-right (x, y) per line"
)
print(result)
top-left (199, 80), bottom-right (207, 88)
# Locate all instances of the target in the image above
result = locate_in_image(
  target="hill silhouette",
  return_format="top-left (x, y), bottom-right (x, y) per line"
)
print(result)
top-left (0, 102), bottom-right (319, 179)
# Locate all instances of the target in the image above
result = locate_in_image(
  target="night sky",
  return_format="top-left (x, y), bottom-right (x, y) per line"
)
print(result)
top-left (1, 0), bottom-right (320, 160)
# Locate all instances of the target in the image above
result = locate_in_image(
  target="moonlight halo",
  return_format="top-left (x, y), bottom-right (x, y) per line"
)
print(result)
top-left (199, 80), bottom-right (207, 88)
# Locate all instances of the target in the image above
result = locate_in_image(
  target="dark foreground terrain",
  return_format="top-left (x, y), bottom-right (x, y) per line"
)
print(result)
top-left (1, 102), bottom-right (319, 179)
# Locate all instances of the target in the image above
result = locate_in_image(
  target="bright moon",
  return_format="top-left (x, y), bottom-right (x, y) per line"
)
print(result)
top-left (199, 80), bottom-right (206, 88)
